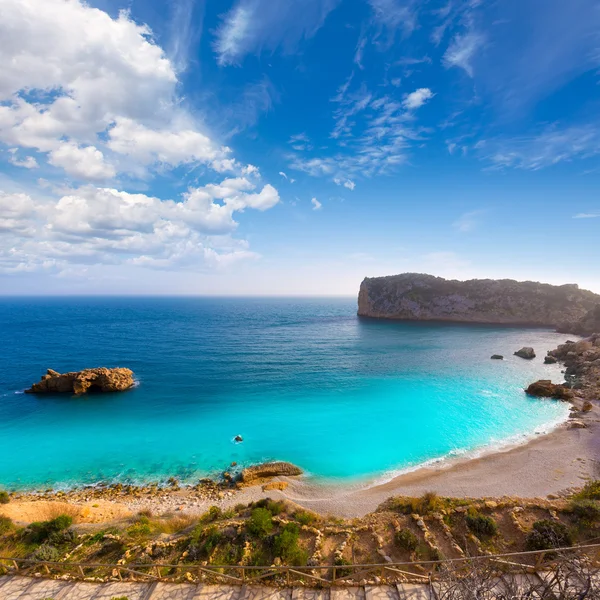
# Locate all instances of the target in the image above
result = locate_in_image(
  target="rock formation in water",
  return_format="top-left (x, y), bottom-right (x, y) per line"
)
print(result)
top-left (239, 462), bottom-right (303, 485)
top-left (26, 368), bottom-right (134, 395)
top-left (514, 347), bottom-right (536, 359)
top-left (357, 273), bottom-right (600, 326)
top-left (525, 380), bottom-right (573, 400)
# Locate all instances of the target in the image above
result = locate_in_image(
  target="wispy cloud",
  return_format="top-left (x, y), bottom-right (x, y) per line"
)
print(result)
top-left (480, 123), bottom-right (600, 171)
top-left (311, 197), bottom-right (322, 210)
top-left (279, 171), bottom-right (288, 180)
top-left (213, 0), bottom-right (341, 66)
top-left (443, 31), bottom-right (484, 77)
top-left (453, 209), bottom-right (485, 232)
top-left (334, 177), bottom-right (355, 190)
top-left (369, 0), bottom-right (419, 45)
top-left (167, 0), bottom-right (202, 73)
top-left (573, 213), bottom-right (600, 219)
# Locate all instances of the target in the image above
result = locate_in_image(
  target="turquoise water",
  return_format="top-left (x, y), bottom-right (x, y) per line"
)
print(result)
top-left (0, 297), bottom-right (571, 490)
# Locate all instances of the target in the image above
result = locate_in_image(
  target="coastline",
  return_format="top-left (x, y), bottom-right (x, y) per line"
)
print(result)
top-left (3, 336), bottom-right (599, 524)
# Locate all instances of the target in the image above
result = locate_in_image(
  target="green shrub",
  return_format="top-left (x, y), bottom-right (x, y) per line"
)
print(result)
top-left (465, 514), bottom-right (498, 539)
top-left (31, 544), bottom-right (60, 562)
top-left (126, 516), bottom-right (152, 538)
top-left (526, 520), bottom-right (573, 551)
top-left (0, 515), bottom-right (13, 535)
top-left (0, 490), bottom-right (9, 504)
top-left (294, 511), bottom-right (316, 526)
top-left (247, 508), bottom-right (273, 537)
top-left (26, 515), bottom-right (73, 544)
top-left (189, 525), bottom-right (222, 560)
top-left (395, 528), bottom-right (419, 551)
top-left (574, 480), bottom-right (600, 501)
top-left (571, 499), bottom-right (600, 523)
top-left (253, 498), bottom-right (285, 516)
top-left (273, 523), bottom-right (307, 565)
top-left (48, 528), bottom-right (77, 546)
top-left (388, 492), bottom-right (445, 515)
top-left (201, 506), bottom-right (222, 522)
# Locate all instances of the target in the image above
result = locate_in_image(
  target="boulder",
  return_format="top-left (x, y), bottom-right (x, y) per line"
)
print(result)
top-left (239, 462), bottom-right (303, 485)
top-left (26, 367), bottom-right (134, 395)
top-left (491, 354), bottom-right (504, 360)
top-left (525, 380), bottom-right (573, 401)
top-left (515, 347), bottom-right (536, 359)
top-left (568, 420), bottom-right (587, 429)
top-left (234, 435), bottom-right (243, 443)
top-left (544, 355), bottom-right (558, 364)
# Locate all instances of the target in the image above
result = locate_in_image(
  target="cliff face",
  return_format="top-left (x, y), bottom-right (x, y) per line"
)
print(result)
top-left (357, 273), bottom-right (600, 327)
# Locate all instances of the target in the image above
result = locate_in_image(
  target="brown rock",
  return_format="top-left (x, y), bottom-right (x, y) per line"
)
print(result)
top-left (525, 380), bottom-right (573, 401)
top-left (262, 481), bottom-right (289, 491)
top-left (515, 347), bottom-right (536, 359)
top-left (239, 461), bottom-right (303, 485)
top-left (26, 367), bottom-right (134, 395)
top-left (544, 355), bottom-right (558, 364)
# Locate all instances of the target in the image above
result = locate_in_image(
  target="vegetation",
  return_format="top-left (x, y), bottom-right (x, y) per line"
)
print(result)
top-left (247, 507), bottom-right (273, 537)
top-left (25, 515), bottom-right (73, 544)
top-left (465, 513), bottom-right (498, 539)
top-left (526, 520), bottom-right (573, 551)
top-left (294, 510), bottom-right (317, 526)
top-left (395, 528), bottom-right (419, 551)
top-left (570, 499), bottom-right (600, 524)
top-left (273, 522), bottom-right (307, 565)
top-left (0, 515), bottom-right (13, 535)
top-left (573, 479), bottom-right (600, 501)
top-left (0, 490), bottom-right (9, 504)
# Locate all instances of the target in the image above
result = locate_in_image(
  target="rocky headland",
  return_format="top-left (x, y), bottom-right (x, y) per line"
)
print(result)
top-left (26, 367), bottom-right (135, 395)
top-left (358, 273), bottom-right (600, 328)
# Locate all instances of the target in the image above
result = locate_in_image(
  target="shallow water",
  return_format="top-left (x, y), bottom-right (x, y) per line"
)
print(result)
top-left (0, 297), bottom-right (571, 489)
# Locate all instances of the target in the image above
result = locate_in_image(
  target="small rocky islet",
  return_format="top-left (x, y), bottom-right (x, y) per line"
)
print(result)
top-left (25, 367), bottom-right (135, 395)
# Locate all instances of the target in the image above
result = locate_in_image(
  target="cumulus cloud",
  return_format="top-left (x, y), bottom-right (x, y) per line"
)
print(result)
top-left (0, 179), bottom-right (280, 274)
top-left (8, 150), bottom-right (38, 169)
top-left (0, 0), bottom-right (240, 181)
top-left (311, 197), bottom-right (322, 210)
top-left (402, 88), bottom-right (434, 110)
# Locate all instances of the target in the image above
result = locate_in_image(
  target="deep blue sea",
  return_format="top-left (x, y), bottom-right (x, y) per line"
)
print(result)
top-left (0, 297), bottom-right (571, 490)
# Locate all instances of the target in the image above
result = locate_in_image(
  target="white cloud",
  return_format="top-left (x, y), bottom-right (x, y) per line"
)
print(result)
top-left (452, 210), bottom-right (485, 233)
top-left (480, 123), bottom-right (600, 171)
top-left (279, 171), bottom-right (289, 180)
top-left (0, 178), bottom-right (280, 274)
top-left (0, 0), bottom-right (238, 182)
top-left (311, 197), bottom-right (322, 210)
top-left (573, 213), bottom-right (600, 219)
top-left (334, 177), bottom-right (356, 190)
top-left (48, 143), bottom-right (116, 181)
top-left (402, 88), bottom-right (434, 110)
top-left (214, 0), bottom-right (341, 66)
top-left (369, 0), bottom-right (419, 41)
top-left (8, 150), bottom-right (38, 169)
top-left (443, 32), bottom-right (484, 77)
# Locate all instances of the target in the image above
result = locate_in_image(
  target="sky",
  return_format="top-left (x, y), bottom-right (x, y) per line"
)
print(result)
top-left (0, 0), bottom-right (599, 295)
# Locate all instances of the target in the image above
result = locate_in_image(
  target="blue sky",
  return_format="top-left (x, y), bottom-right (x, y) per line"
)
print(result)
top-left (0, 0), bottom-right (599, 295)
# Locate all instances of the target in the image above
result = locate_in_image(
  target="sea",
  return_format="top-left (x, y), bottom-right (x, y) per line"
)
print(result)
top-left (0, 296), bottom-right (572, 490)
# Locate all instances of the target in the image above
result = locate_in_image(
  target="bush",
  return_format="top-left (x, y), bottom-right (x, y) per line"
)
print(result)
top-left (201, 506), bottom-right (222, 522)
top-left (388, 492), bottom-right (445, 515)
top-left (26, 515), bottom-right (73, 544)
top-left (0, 490), bottom-right (9, 504)
top-left (526, 520), bottom-right (573, 551)
top-left (0, 515), bottom-right (13, 535)
top-left (31, 544), bottom-right (60, 562)
top-left (48, 528), bottom-right (77, 546)
top-left (395, 528), bottom-right (419, 552)
top-left (574, 480), bottom-right (600, 501)
top-left (189, 525), bottom-right (222, 560)
top-left (294, 511), bottom-right (316, 526)
top-left (571, 499), bottom-right (600, 523)
top-left (126, 516), bottom-right (152, 538)
top-left (465, 514), bottom-right (498, 539)
top-left (273, 523), bottom-right (307, 565)
top-left (247, 508), bottom-right (273, 537)
top-left (253, 498), bottom-right (285, 516)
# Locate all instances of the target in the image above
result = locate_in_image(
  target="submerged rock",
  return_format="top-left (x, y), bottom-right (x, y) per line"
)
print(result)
top-left (234, 435), bottom-right (243, 443)
top-left (239, 461), bottom-right (303, 485)
top-left (491, 354), bottom-right (504, 360)
top-left (525, 380), bottom-right (573, 401)
top-left (26, 367), bottom-right (134, 395)
top-left (515, 347), bottom-right (536, 359)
